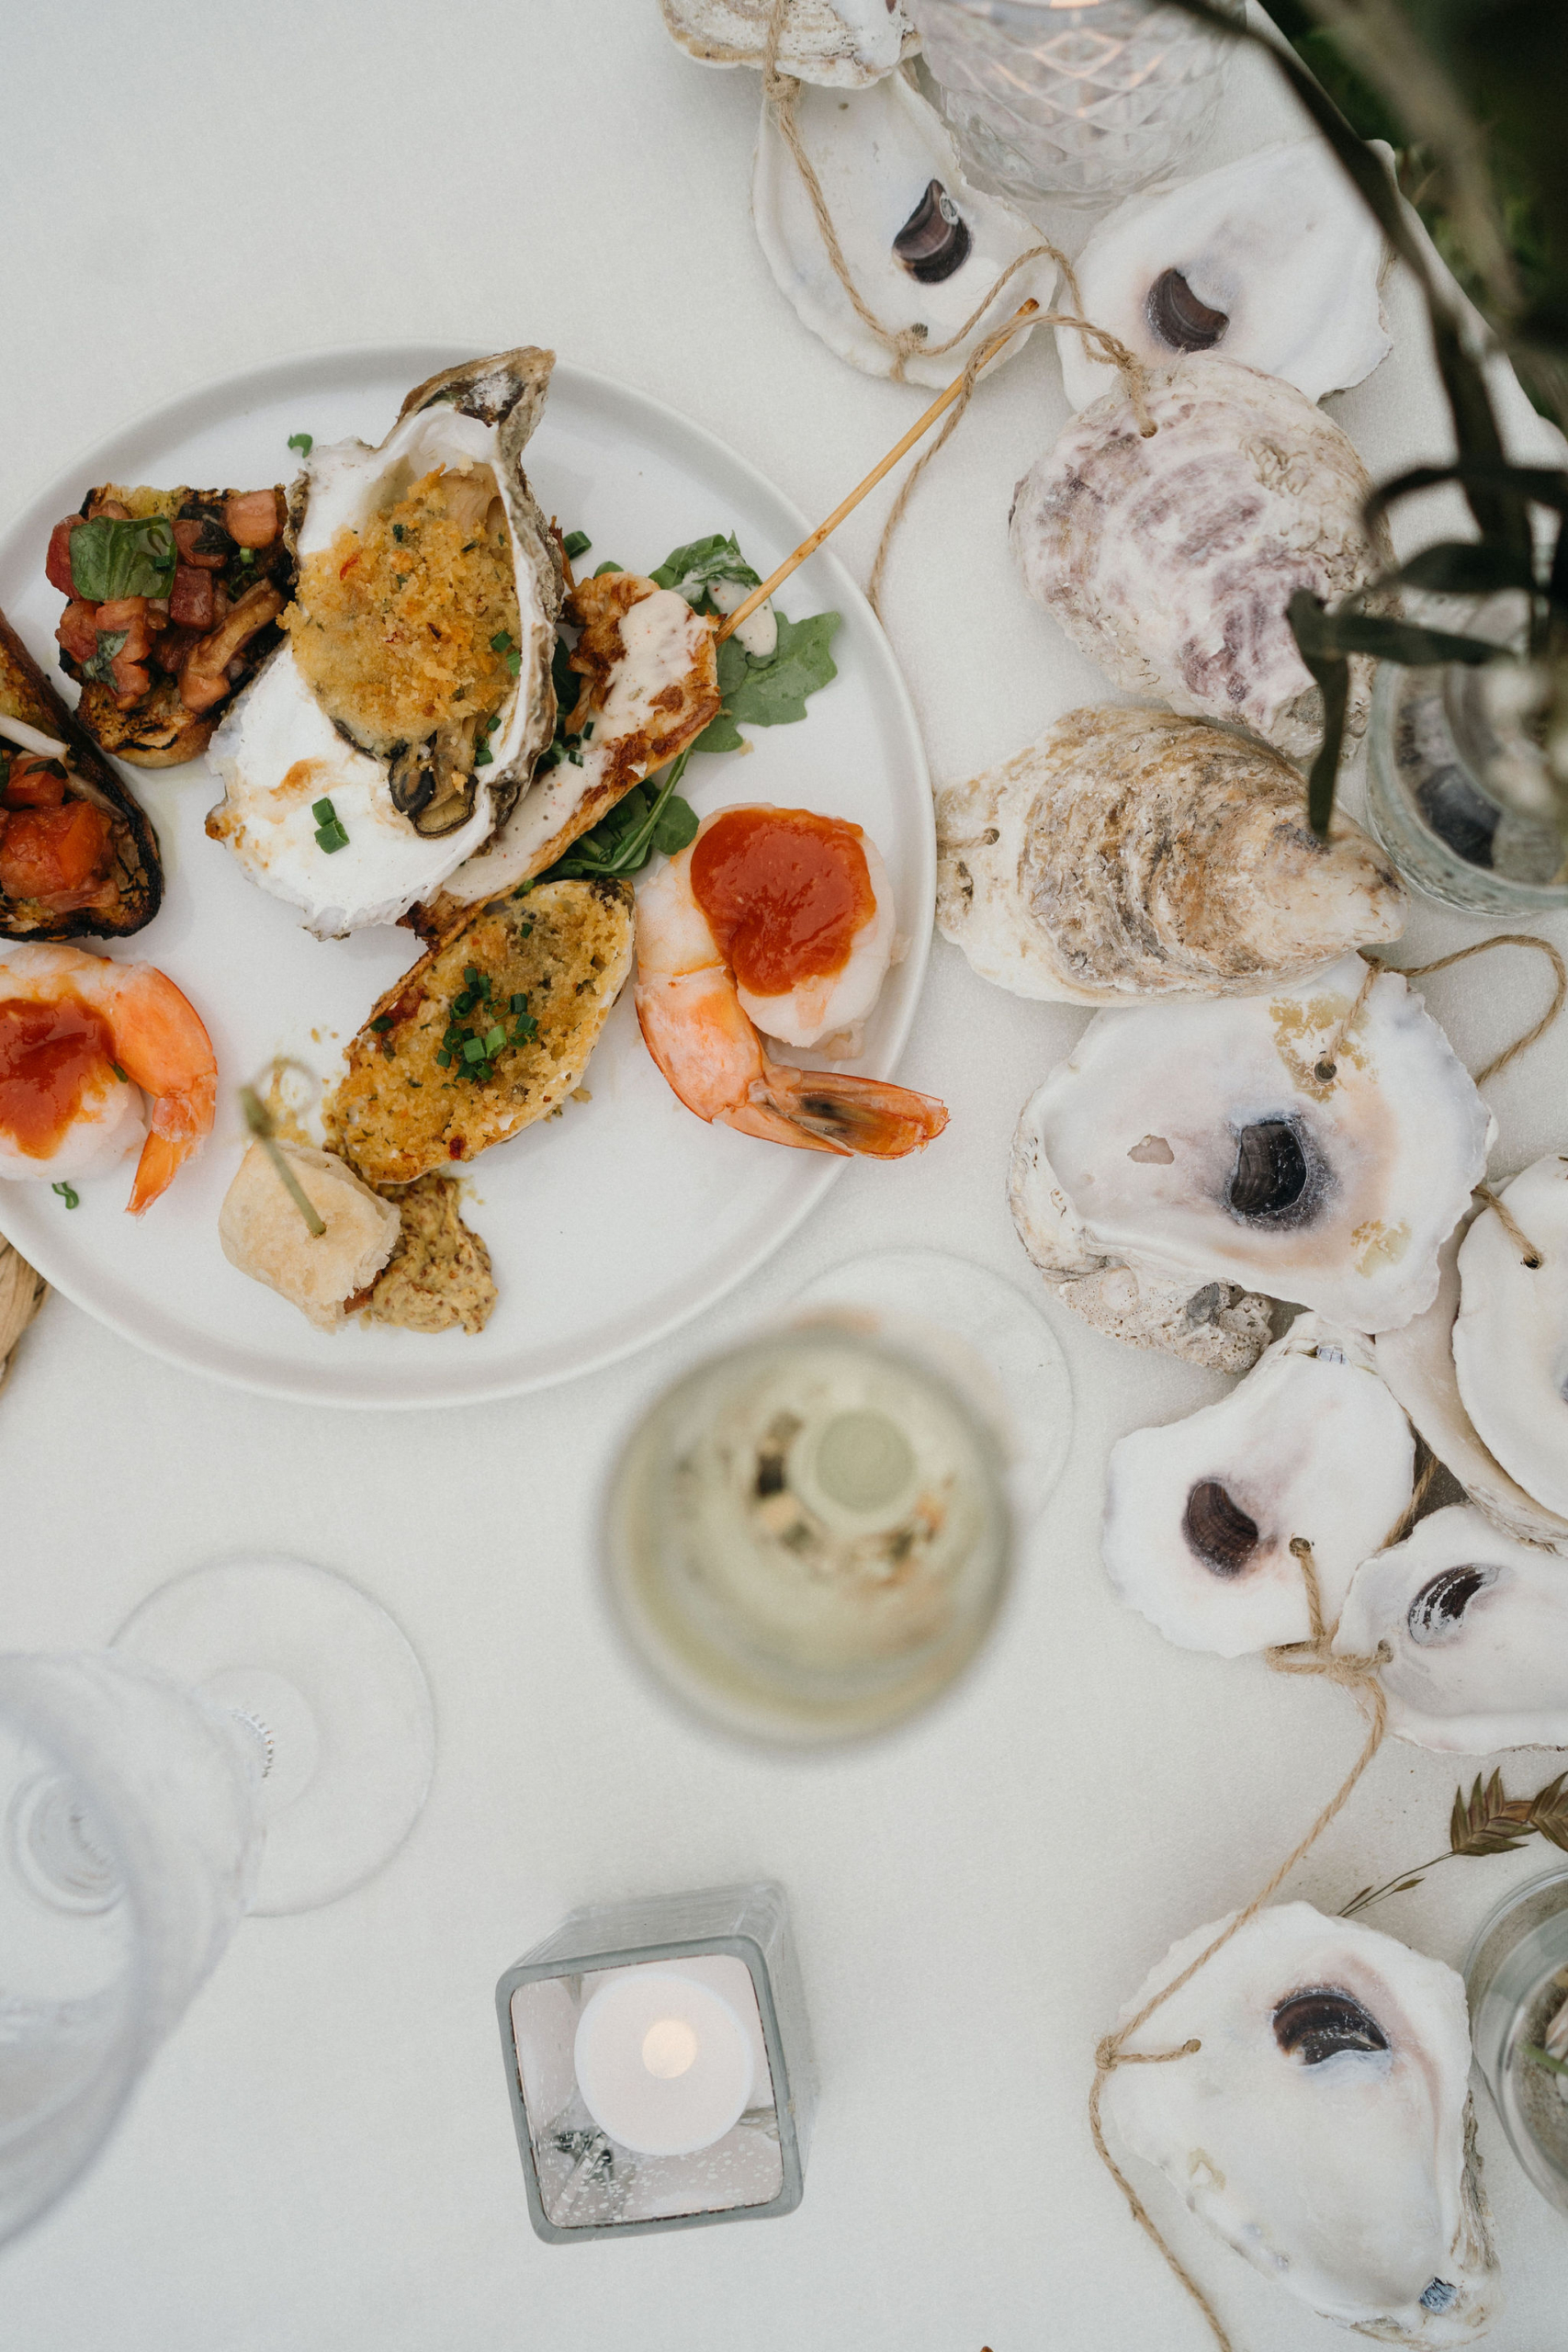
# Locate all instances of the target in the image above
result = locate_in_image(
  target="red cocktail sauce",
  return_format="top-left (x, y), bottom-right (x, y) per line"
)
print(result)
top-left (0, 996), bottom-right (116, 1159)
top-left (690, 809), bottom-right (874, 997)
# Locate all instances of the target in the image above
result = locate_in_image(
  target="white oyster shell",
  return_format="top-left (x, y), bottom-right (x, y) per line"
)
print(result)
top-left (207, 349), bottom-right (561, 937)
top-left (1105, 1902), bottom-right (1498, 2343)
top-left (1009, 956), bottom-right (1492, 1348)
top-left (936, 706), bottom-right (1405, 1005)
top-left (1373, 1213), bottom-right (1568, 1554)
top-left (1453, 1152), bottom-right (1568, 1520)
top-left (752, 68), bottom-right (1056, 388)
top-left (1337, 1502), bottom-right (1568, 1751)
top-left (1057, 139), bottom-right (1392, 412)
top-left (1010, 359), bottom-right (1393, 761)
top-left (1102, 1314), bottom-right (1415, 1657)
top-left (660, 0), bottom-right (918, 86)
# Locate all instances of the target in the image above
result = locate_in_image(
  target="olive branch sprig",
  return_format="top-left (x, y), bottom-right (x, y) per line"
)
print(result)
top-left (1340, 1766), bottom-right (1568, 1919)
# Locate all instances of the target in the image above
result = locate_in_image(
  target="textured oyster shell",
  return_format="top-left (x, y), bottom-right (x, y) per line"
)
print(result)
top-left (1337, 1503), bottom-right (1568, 1751)
top-left (752, 68), bottom-right (1057, 388)
top-left (1058, 139), bottom-right (1391, 412)
top-left (1102, 1314), bottom-right (1415, 1656)
top-left (1010, 360), bottom-right (1393, 761)
top-left (1105, 1902), bottom-right (1498, 2344)
top-left (1009, 956), bottom-right (1492, 1351)
top-left (1373, 1213), bottom-right (1568, 1554)
top-left (661, 0), bottom-right (918, 86)
top-left (207, 349), bottom-right (561, 936)
top-left (936, 707), bottom-right (1405, 1004)
top-left (1453, 1153), bottom-right (1568, 1520)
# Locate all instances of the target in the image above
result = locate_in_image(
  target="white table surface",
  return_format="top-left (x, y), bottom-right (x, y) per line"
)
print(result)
top-left (4, 6), bottom-right (1568, 2346)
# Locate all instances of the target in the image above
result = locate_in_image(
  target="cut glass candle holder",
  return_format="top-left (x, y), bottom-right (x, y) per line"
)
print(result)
top-left (496, 1883), bottom-right (816, 2243)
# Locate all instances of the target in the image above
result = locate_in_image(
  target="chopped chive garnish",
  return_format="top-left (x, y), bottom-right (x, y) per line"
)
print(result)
top-left (392, 523), bottom-right (405, 543)
top-left (311, 797), bottom-right (336, 824)
top-left (568, 749), bottom-right (582, 765)
top-left (537, 745), bottom-right (559, 770)
top-left (474, 744), bottom-right (492, 766)
top-left (490, 631), bottom-right (513, 654)
top-left (582, 721), bottom-right (593, 740)
top-left (510, 993), bottom-right (526, 1013)
top-left (593, 560), bottom-right (623, 577)
top-left (462, 1038), bottom-right (486, 1063)
top-left (288, 432), bottom-right (313, 455)
top-left (504, 649), bottom-right (521, 676)
top-left (435, 1048), bottom-right (452, 1068)
top-left (464, 967), bottom-right (479, 984)
top-left (315, 820), bottom-right (348, 854)
top-left (109, 1060), bottom-right (129, 1083)
top-left (563, 530), bottom-right (591, 560)
top-left (484, 1024), bottom-right (505, 1056)
top-left (513, 879), bottom-right (535, 898)
top-left (51, 1182), bottom-right (80, 1208)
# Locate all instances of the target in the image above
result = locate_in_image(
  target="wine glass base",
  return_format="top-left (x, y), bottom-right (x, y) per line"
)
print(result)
top-left (113, 1557), bottom-right (434, 1917)
top-left (792, 1249), bottom-right (1074, 1523)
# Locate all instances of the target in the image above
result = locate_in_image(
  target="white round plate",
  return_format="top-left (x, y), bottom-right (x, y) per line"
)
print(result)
top-left (0, 346), bottom-right (933, 1407)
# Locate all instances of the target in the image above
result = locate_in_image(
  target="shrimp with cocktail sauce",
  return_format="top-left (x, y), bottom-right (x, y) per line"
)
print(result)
top-left (634, 805), bottom-right (947, 1159)
top-left (0, 943), bottom-right (217, 1211)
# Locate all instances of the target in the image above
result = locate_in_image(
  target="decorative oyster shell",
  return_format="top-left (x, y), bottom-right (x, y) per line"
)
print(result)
top-left (1057, 139), bottom-right (1392, 412)
top-left (1010, 360), bottom-right (1393, 761)
top-left (752, 68), bottom-right (1056, 388)
top-left (1102, 1314), bottom-right (1415, 1656)
top-left (1373, 1212), bottom-right (1568, 1555)
top-left (1105, 1902), bottom-right (1498, 2343)
top-left (1453, 1152), bottom-right (1568, 1520)
top-left (661, 0), bottom-right (918, 86)
top-left (207, 349), bottom-right (562, 937)
top-left (1009, 956), bottom-right (1492, 1349)
top-left (936, 707), bottom-right (1405, 1004)
top-left (1337, 1503), bottom-right (1568, 1751)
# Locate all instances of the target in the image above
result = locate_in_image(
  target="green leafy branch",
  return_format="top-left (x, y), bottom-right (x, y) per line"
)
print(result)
top-left (1340, 1766), bottom-right (1568, 1919)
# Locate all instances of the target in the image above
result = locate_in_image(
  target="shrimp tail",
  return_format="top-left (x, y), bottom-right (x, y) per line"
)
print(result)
top-left (754, 1061), bottom-right (949, 1160)
top-left (718, 1101), bottom-right (850, 1156)
top-left (127, 1131), bottom-right (186, 1215)
top-left (126, 1072), bottom-right (217, 1215)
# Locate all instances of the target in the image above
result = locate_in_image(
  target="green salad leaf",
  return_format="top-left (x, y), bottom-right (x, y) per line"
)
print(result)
top-left (650, 531), bottom-right (762, 612)
top-left (69, 515), bottom-right (177, 604)
top-left (693, 611), bottom-right (840, 753)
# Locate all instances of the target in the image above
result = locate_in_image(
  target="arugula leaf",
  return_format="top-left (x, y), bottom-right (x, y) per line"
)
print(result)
top-left (650, 532), bottom-right (761, 612)
top-left (691, 610), bottom-right (840, 754)
top-left (69, 516), bottom-right (177, 604)
top-left (651, 794), bottom-right (700, 855)
top-left (547, 752), bottom-right (695, 881)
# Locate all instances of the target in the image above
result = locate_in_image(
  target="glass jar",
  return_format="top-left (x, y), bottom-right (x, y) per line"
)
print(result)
top-left (906, 0), bottom-right (1245, 208)
top-left (1365, 656), bottom-right (1568, 915)
top-left (604, 1320), bottom-right (1013, 1747)
top-left (1465, 1864), bottom-right (1568, 2221)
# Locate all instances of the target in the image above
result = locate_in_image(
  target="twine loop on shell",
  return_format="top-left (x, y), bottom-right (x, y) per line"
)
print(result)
top-left (0, 1238), bottom-right (47, 1399)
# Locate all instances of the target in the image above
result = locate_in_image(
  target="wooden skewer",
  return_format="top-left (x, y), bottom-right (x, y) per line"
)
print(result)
top-left (714, 300), bottom-right (1042, 646)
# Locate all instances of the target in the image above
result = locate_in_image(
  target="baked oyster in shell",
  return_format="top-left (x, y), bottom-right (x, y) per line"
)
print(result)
top-left (1057, 139), bottom-right (1391, 412)
top-left (936, 707), bottom-right (1405, 1004)
top-left (207, 348), bottom-right (561, 937)
top-left (1010, 360), bottom-right (1393, 761)
top-left (753, 68), bottom-right (1057, 388)
top-left (1102, 1314), bottom-right (1415, 1657)
top-left (1453, 1152), bottom-right (1568, 1521)
top-left (1009, 955), bottom-right (1491, 1351)
top-left (1336, 1502), bottom-right (1568, 1751)
top-left (1105, 1902), bottom-right (1498, 2343)
top-left (661, 0), bottom-right (918, 86)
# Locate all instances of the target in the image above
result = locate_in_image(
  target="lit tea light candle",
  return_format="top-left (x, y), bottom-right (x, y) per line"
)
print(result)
top-left (573, 1971), bottom-right (754, 2156)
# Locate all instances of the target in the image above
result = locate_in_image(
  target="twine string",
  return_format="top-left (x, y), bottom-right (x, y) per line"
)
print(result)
top-left (1090, 1539), bottom-right (1391, 2352)
top-left (0, 1238), bottom-right (47, 1399)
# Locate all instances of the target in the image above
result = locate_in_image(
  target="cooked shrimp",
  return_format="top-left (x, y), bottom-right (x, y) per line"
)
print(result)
top-left (0, 943), bottom-right (217, 1212)
top-left (634, 808), bottom-right (947, 1159)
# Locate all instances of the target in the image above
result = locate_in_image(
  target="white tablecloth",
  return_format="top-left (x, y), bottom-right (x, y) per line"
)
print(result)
top-left (4, 6), bottom-right (1567, 2346)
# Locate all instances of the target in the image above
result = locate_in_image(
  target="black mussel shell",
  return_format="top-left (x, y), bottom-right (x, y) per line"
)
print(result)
top-left (895, 180), bottom-right (972, 285)
top-left (1228, 1118), bottom-right (1312, 1223)
top-left (1146, 268), bottom-right (1230, 353)
top-left (1182, 1479), bottom-right (1261, 1577)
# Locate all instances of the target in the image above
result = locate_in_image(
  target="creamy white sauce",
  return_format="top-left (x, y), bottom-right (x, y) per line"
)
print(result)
top-left (706, 576), bottom-right (777, 660)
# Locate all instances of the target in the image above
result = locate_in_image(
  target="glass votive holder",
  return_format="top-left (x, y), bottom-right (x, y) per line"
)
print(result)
top-left (1465, 1863), bottom-right (1568, 2221)
top-left (604, 1318), bottom-right (1014, 1747)
top-left (496, 1882), bottom-right (816, 2243)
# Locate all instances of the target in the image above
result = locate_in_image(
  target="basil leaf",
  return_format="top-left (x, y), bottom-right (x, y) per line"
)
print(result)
top-left (651, 795), bottom-right (699, 855)
top-left (81, 629), bottom-right (129, 685)
top-left (69, 516), bottom-right (177, 604)
top-left (650, 531), bottom-right (762, 611)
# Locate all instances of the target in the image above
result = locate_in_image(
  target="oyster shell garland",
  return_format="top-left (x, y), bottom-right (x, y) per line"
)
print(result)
top-left (936, 707), bottom-right (1405, 1004)
top-left (1010, 360), bottom-right (1393, 761)
top-left (1453, 1152), bottom-right (1568, 1520)
top-left (1105, 1903), bottom-right (1499, 2343)
top-left (1102, 1314), bottom-right (1416, 1656)
top-left (1337, 1503), bottom-right (1568, 1752)
top-left (752, 68), bottom-right (1057, 388)
top-left (660, 0), bottom-right (919, 86)
top-left (1057, 139), bottom-right (1392, 412)
top-left (1009, 955), bottom-right (1492, 1355)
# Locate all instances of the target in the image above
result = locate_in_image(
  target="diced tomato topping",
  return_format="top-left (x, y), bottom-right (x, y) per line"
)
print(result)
top-left (169, 565), bottom-right (216, 629)
top-left (224, 489), bottom-right (279, 548)
top-left (96, 597), bottom-right (153, 662)
top-left (153, 627), bottom-right (198, 675)
top-left (46, 517), bottom-right (85, 598)
top-left (0, 801), bottom-right (112, 899)
top-left (172, 515), bottom-right (231, 570)
top-left (2, 758), bottom-right (67, 810)
top-left (56, 600), bottom-right (100, 664)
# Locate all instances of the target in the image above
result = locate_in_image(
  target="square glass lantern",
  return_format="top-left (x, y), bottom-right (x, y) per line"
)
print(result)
top-left (496, 1881), bottom-right (816, 2242)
